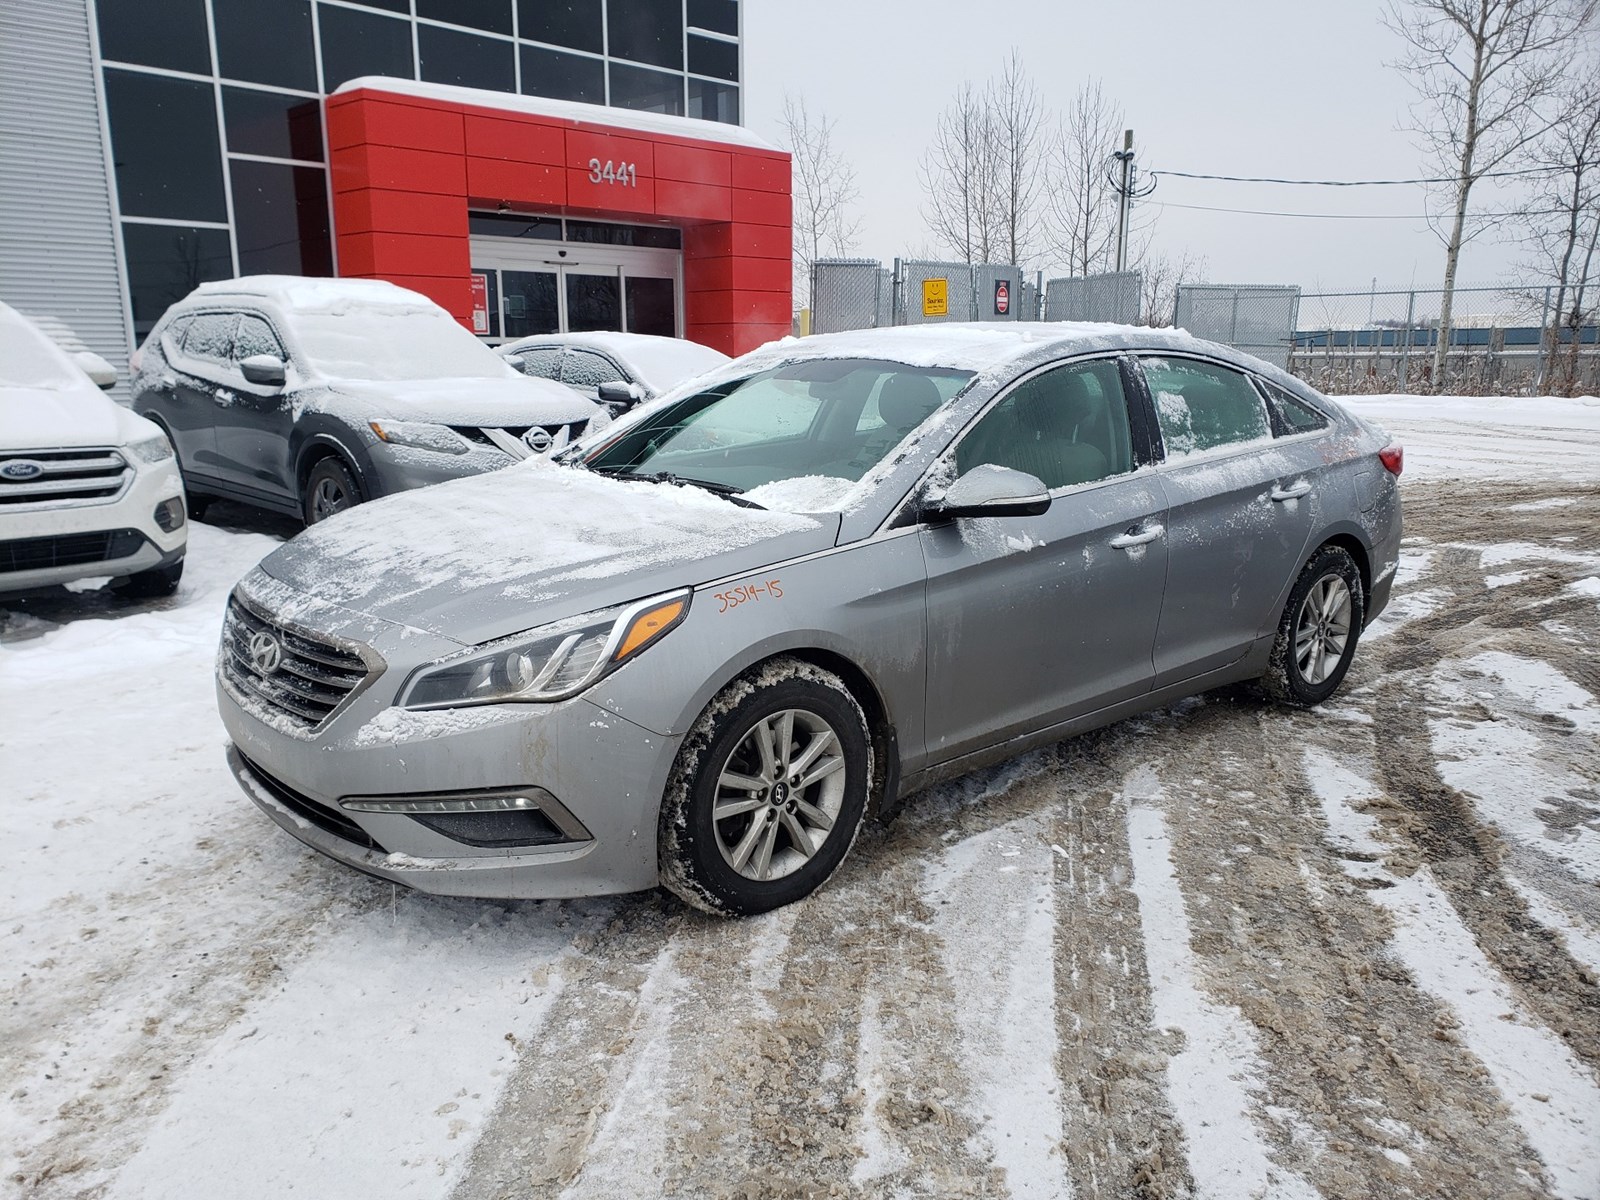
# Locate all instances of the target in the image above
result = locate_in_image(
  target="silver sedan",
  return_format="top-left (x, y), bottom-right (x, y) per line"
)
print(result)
top-left (217, 324), bottom-right (1402, 915)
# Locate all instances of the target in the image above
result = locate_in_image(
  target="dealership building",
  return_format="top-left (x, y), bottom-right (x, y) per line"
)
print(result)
top-left (0, 0), bottom-right (792, 376)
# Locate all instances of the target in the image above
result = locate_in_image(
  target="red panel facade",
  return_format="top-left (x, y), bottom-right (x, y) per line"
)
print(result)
top-left (325, 87), bottom-right (793, 356)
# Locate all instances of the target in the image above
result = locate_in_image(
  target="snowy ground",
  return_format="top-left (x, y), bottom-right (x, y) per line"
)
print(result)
top-left (3, 397), bottom-right (1598, 1200)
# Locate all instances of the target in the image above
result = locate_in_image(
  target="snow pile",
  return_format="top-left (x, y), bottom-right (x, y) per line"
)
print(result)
top-left (742, 473), bottom-right (857, 512)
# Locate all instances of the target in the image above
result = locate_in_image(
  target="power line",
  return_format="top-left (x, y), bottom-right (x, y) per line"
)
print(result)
top-left (1153, 199), bottom-right (1576, 220)
top-left (1149, 165), bottom-right (1561, 186)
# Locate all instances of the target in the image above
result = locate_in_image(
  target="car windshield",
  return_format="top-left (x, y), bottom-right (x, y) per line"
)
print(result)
top-left (291, 310), bottom-right (513, 381)
top-left (0, 307), bottom-right (82, 391)
top-left (582, 358), bottom-right (974, 501)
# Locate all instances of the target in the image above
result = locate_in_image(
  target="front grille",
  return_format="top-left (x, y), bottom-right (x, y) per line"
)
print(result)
top-left (449, 421), bottom-right (591, 453)
top-left (237, 751), bottom-right (387, 853)
top-left (0, 528), bottom-right (145, 574)
top-left (221, 595), bottom-right (371, 730)
top-left (0, 448), bottom-right (131, 506)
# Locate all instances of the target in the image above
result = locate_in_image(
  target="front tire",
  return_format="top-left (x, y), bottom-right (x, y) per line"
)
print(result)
top-left (1262, 544), bottom-right (1365, 707)
top-left (113, 557), bottom-right (183, 599)
top-left (659, 658), bottom-right (872, 916)
top-left (302, 456), bottom-right (362, 526)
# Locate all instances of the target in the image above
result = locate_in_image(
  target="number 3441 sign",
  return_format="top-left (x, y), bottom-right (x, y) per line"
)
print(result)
top-left (587, 158), bottom-right (638, 187)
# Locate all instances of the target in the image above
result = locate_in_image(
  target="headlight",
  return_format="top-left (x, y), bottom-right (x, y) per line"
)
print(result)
top-left (127, 433), bottom-right (174, 464)
top-left (399, 588), bottom-right (690, 709)
top-left (369, 419), bottom-right (470, 456)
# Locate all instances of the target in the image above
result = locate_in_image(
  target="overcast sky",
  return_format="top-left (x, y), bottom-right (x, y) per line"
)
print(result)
top-left (741, 0), bottom-right (1542, 305)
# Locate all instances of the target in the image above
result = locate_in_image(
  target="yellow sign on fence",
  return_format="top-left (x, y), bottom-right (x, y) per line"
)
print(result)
top-left (922, 277), bottom-right (949, 317)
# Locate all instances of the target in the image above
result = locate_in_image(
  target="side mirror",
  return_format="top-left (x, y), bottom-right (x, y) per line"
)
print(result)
top-left (73, 350), bottom-right (117, 390)
top-left (926, 464), bottom-right (1051, 520)
top-left (240, 353), bottom-right (286, 388)
top-left (597, 380), bottom-right (643, 410)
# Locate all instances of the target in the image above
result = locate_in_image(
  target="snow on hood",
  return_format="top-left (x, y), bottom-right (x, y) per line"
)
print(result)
top-left (1, 381), bottom-right (131, 450)
top-left (317, 375), bottom-right (601, 426)
top-left (260, 459), bottom-right (832, 645)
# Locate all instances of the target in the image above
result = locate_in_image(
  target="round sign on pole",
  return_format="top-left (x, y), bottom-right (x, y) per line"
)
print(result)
top-left (995, 280), bottom-right (1010, 316)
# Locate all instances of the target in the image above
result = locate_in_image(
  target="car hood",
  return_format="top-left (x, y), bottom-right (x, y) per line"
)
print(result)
top-left (0, 380), bottom-right (125, 450)
top-left (259, 460), bottom-right (837, 646)
top-left (321, 375), bottom-right (601, 426)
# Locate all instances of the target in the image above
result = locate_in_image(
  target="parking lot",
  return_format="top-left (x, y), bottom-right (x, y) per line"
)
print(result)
top-left (3, 395), bottom-right (1598, 1200)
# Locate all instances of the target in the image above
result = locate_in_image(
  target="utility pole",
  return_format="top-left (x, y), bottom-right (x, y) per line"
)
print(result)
top-left (1113, 129), bottom-right (1134, 273)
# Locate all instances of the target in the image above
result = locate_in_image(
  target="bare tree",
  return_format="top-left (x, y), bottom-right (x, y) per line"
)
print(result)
top-left (781, 95), bottom-right (862, 310)
top-left (919, 82), bottom-right (999, 264)
top-left (919, 52), bottom-right (1046, 267)
top-left (1048, 80), bottom-right (1124, 277)
top-left (1513, 63), bottom-right (1600, 391)
top-left (1136, 250), bottom-right (1207, 327)
top-left (986, 50), bottom-right (1046, 268)
top-left (1385, 0), bottom-right (1595, 388)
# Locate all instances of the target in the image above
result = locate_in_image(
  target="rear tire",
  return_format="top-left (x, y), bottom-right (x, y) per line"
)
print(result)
top-left (113, 557), bottom-right (183, 599)
top-left (1261, 545), bottom-right (1364, 708)
top-left (659, 658), bottom-right (872, 916)
top-left (302, 456), bottom-right (362, 526)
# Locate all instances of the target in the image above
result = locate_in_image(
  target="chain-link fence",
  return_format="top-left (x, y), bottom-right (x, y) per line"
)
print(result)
top-left (1174, 284), bottom-right (1302, 369)
top-left (808, 259), bottom-right (893, 334)
top-left (1284, 285), bottom-right (1597, 396)
top-left (1042, 271), bottom-right (1141, 324)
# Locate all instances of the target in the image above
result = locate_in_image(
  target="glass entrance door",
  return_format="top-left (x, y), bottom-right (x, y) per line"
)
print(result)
top-left (500, 269), bottom-right (559, 339)
top-left (563, 267), bottom-right (621, 332)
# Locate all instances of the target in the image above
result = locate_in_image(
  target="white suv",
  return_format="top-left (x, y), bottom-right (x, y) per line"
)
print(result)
top-left (1, 302), bottom-right (187, 598)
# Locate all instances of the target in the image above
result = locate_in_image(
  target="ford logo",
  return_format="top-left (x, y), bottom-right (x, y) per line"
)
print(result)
top-left (522, 427), bottom-right (554, 454)
top-left (1, 460), bottom-right (44, 481)
top-left (247, 630), bottom-right (284, 676)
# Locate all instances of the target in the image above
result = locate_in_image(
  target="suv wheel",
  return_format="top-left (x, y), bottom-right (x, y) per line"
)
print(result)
top-left (659, 658), bottom-right (872, 916)
top-left (113, 557), bottom-right (183, 599)
top-left (302, 457), bottom-right (361, 525)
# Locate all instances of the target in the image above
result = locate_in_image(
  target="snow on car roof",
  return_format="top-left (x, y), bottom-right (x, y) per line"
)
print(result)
top-left (334, 77), bottom-right (781, 152)
top-left (192, 275), bottom-right (441, 317)
top-left (505, 331), bottom-right (730, 392)
top-left (731, 322), bottom-right (1206, 376)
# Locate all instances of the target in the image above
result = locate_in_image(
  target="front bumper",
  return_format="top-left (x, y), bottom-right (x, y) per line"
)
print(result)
top-left (365, 440), bottom-right (517, 498)
top-left (0, 455), bottom-right (185, 592)
top-left (217, 574), bottom-right (680, 898)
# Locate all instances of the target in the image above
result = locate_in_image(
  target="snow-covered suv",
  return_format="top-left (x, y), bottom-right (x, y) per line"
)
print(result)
top-left (1, 302), bottom-right (187, 598)
top-left (129, 277), bottom-right (606, 525)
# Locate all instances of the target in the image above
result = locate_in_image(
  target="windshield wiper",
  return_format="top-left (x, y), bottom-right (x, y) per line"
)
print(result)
top-left (614, 469), bottom-right (766, 509)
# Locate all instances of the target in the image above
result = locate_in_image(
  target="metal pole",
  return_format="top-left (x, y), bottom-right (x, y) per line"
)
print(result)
top-left (1114, 130), bottom-right (1133, 274)
top-left (1534, 284), bottom-right (1552, 393)
top-left (891, 258), bottom-right (903, 327)
top-left (1399, 290), bottom-right (1415, 392)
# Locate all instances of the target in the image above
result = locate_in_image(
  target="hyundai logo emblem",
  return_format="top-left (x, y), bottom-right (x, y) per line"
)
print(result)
top-left (1, 460), bottom-right (44, 481)
top-left (247, 630), bottom-right (283, 675)
top-left (522, 427), bottom-right (554, 454)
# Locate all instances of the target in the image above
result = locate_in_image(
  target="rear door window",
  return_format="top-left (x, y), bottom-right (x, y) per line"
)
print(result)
top-left (1257, 379), bottom-right (1331, 435)
top-left (182, 312), bottom-right (239, 365)
top-left (1140, 357), bottom-right (1271, 459)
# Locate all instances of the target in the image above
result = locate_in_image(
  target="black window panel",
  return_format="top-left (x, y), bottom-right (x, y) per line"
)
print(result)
top-left (566, 220), bottom-right (681, 249)
top-left (213, 0), bottom-right (316, 90)
top-left (339, 0), bottom-right (409, 11)
top-left (223, 88), bottom-right (324, 162)
top-left (418, 0), bottom-right (512, 34)
top-left (607, 0), bottom-right (683, 69)
top-left (687, 34), bottom-right (737, 82)
top-left (501, 270), bottom-right (559, 338)
top-left (687, 77), bottom-right (737, 124)
top-left (318, 6), bottom-right (416, 91)
top-left (468, 212), bottom-right (563, 239)
top-left (419, 24), bottom-right (515, 92)
top-left (95, 0), bottom-right (212, 73)
top-left (122, 224), bottom-right (233, 338)
top-left (625, 276), bottom-right (676, 337)
top-left (229, 160), bottom-right (334, 277)
top-left (608, 62), bottom-right (684, 116)
top-left (104, 69), bottom-right (227, 222)
top-left (518, 44), bottom-right (604, 103)
top-left (565, 273), bottom-right (621, 332)
top-left (518, 0), bottom-right (602, 53)
top-left (687, 0), bottom-right (737, 36)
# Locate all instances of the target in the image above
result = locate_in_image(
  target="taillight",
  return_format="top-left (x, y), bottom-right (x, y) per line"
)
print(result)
top-left (1379, 444), bottom-right (1403, 476)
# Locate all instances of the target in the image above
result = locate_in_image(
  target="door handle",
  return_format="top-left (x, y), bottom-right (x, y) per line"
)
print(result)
top-left (1110, 523), bottom-right (1163, 549)
top-left (214, 388), bottom-right (236, 406)
top-left (1270, 481), bottom-right (1312, 502)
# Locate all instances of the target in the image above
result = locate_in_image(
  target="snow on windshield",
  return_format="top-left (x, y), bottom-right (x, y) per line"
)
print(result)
top-left (0, 304), bottom-right (84, 390)
top-left (292, 310), bottom-right (516, 382)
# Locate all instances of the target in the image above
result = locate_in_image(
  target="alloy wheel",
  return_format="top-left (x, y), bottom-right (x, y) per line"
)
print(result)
top-left (1294, 574), bottom-right (1352, 686)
